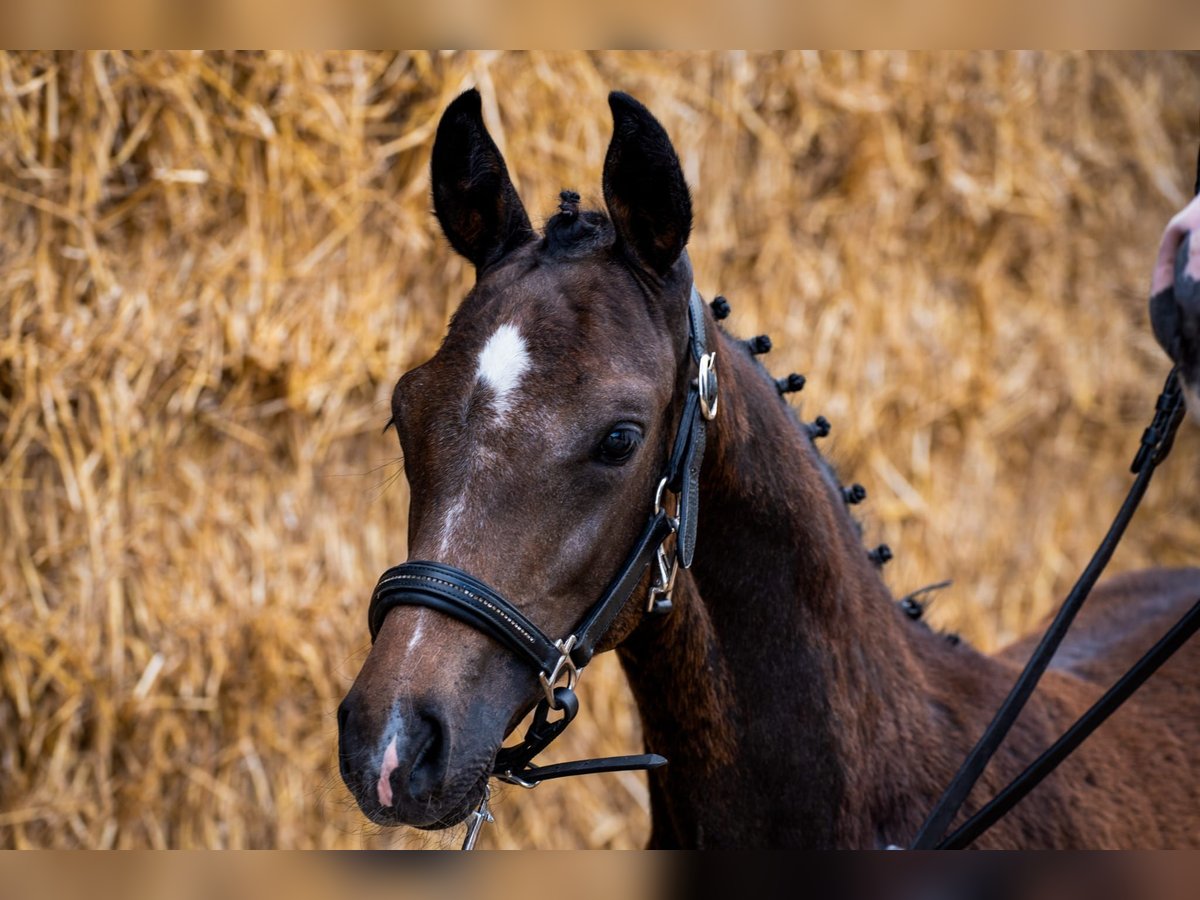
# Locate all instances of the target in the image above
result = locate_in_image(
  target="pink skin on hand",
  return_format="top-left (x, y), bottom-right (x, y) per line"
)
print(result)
top-left (377, 735), bottom-right (399, 807)
top-left (1151, 193), bottom-right (1200, 296)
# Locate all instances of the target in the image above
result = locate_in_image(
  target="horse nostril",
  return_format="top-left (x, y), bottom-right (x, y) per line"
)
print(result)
top-left (336, 696), bottom-right (366, 793)
top-left (406, 711), bottom-right (448, 803)
top-left (338, 694), bottom-right (454, 818)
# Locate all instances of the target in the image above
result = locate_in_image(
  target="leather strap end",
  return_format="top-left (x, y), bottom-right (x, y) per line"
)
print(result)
top-left (677, 417), bottom-right (705, 569)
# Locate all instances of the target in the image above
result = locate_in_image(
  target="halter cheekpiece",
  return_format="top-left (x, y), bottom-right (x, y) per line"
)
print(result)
top-left (366, 285), bottom-right (717, 848)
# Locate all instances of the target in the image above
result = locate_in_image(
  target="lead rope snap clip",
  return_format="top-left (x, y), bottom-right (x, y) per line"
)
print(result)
top-left (461, 784), bottom-right (494, 850)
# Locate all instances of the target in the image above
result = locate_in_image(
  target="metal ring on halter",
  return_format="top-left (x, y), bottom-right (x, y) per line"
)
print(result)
top-left (653, 476), bottom-right (681, 531)
top-left (653, 476), bottom-right (669, 516)
top-left (537, 635), bottom-right (579, 708)
top-left (698, 351), bottom-right (719, 421)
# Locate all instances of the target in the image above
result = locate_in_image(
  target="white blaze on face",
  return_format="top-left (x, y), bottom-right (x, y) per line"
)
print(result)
top-left (435, 497), bottom-right (467, 562)
top-left (432, 323), bottom-right (531, 560)
top-left (475, 323), bottom-right (531, 423)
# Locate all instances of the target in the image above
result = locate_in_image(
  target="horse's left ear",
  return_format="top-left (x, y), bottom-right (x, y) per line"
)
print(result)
top-left (602, 92), bottom-right (693, 277)
top-left (431, 89), bottom-right (534, 273)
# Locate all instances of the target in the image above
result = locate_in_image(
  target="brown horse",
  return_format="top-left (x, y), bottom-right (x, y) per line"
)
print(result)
top-left (337, 89), bottom-right (1200, 848)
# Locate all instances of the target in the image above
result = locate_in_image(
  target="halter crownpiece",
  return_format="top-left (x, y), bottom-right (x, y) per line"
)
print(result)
top-left (366, 284), bottom-right (717, 848)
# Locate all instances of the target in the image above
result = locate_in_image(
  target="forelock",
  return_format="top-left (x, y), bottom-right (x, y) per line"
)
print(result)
top-left (539, 206), bottom-right (613, 259)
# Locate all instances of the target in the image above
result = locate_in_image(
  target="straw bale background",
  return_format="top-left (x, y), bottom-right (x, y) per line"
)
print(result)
top-left (1, 51), bottom-right (1198, 849)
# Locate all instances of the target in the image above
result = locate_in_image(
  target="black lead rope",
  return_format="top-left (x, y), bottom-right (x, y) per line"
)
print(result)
top-left (910, 366), bottom-right (1188, 850)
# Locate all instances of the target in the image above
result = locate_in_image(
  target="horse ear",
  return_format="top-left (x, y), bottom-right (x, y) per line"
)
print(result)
top-left (431, 89), bottom-right (534, 272)
top-left (602, 92), bottom-right (693, 277)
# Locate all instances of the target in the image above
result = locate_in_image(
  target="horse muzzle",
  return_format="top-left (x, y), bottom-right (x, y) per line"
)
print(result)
top-left (337, 682), bottom-right (497, 829)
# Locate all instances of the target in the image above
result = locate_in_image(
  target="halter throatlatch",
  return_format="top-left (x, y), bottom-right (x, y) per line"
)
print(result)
top-left (366, 285), bottom-right (716, 848)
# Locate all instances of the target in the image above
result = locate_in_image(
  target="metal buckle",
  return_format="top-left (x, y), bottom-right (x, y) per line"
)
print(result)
top-left (653, 477), bottom-right (671, 519)
top-left (538, 635), bottom-right (578, 708)
top-left (698, 351), bottom-right (718, 421)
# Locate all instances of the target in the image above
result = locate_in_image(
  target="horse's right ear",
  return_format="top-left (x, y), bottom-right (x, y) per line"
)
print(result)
top-left (431, 89), bottom-right (534, 272)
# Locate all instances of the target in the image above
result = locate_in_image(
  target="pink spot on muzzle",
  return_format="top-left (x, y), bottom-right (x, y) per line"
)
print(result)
top-left (377, 735), bottom-right (400, 807)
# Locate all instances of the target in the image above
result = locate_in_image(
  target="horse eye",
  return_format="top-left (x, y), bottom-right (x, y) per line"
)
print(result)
top-left (596, 424), bottom-right (643, 465)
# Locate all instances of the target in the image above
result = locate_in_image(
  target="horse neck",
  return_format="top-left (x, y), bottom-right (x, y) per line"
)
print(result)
top-left (619, 324), bottom-right (986, 848)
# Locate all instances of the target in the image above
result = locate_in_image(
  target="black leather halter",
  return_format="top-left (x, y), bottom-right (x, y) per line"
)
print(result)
top-left (366, 285), bottom-right (717, 839)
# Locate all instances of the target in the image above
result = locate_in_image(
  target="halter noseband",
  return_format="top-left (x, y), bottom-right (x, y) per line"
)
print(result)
top-left (366, 285), bottom-right (717, 844)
